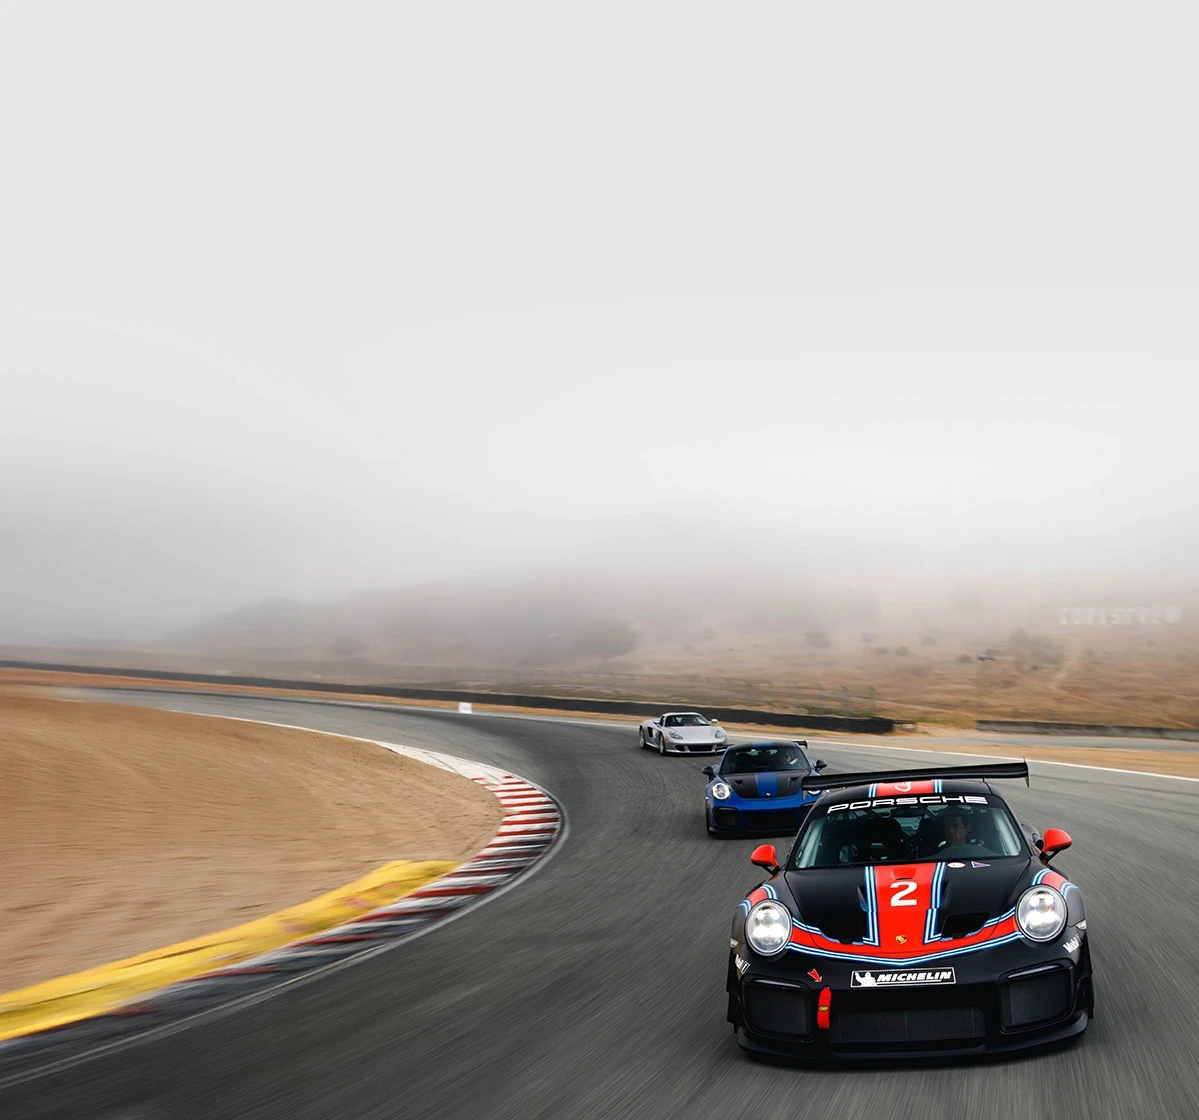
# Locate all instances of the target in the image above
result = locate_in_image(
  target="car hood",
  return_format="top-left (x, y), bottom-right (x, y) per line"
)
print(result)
top-left (782, 857), bottom-right (1033, 951)
top-left (664, 725), bottom-right (721, 742)
top-left (723, 770), bottom-right (809, 799)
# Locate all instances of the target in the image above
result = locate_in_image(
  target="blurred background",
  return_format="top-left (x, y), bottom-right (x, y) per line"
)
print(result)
top-left (2, 3), bottom-right (1196, 727)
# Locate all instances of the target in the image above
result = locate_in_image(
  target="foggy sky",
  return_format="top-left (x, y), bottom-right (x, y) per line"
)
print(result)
top-left (2, 4), bottom-right (1197, 642)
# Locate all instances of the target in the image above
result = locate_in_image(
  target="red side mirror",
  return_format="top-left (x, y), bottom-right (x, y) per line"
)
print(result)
top-left (1040, 827), bottom-right (1073, 862)
top-left (750, 844), bottom-right (780, 873)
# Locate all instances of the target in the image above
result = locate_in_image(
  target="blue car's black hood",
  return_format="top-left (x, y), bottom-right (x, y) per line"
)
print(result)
top-left (724, 770), bottom-right (810, 800)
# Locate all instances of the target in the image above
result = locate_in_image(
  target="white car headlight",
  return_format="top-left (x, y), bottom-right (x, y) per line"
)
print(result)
top-left (1016, 886), bottom-right (1067, 942)
top-left (745, 900), bottom-right (792, 956)
top-left (668, 730), bottom-right (684, 741)
top-left (711, 781), bottom-right (732, 800)
top-left (714, 729), bottom-right (725, 739)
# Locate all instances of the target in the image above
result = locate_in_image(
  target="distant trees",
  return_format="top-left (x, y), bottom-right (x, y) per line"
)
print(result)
top-left (1005, 628), bottom-right (1063, 668)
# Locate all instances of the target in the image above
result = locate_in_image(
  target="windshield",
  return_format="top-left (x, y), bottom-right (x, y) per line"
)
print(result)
top-left (792, 797), bottom-right (1025, 868)
top-left (721, 743), bottom-right (810, 774)
top-left (663, 713), bottom-right (709, 727)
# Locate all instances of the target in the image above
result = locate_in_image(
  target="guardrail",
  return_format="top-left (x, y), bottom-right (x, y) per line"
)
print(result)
top-left (0, 659), bottom-right (896, 734)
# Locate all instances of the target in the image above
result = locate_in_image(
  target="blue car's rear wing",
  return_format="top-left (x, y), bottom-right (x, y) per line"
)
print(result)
top-left (801, 761), bottom-right (1029, 794)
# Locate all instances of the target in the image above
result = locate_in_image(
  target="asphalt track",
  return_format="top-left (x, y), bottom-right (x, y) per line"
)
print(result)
top-left (3, 691), bottom-right (1198, 1120)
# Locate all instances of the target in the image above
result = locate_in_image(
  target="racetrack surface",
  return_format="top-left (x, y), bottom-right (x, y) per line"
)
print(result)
top-left (2, 691), bottom-right (1196, 1119)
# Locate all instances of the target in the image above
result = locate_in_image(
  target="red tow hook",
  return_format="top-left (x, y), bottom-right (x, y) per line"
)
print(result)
top-left (817, 986), bottom-right (831, 1031)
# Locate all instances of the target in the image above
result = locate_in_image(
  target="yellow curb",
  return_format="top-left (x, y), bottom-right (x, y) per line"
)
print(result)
top-left (0, 858), bottom-right (457, 1042)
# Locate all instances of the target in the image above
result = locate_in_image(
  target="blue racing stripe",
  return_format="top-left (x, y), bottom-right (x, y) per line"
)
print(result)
top-left (863, 868), bottom-right (879, 946)
top-left (924, 862), bottom-right (946, 943)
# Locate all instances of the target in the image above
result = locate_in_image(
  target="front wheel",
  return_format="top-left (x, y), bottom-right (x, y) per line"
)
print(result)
top-left (658, 733), bottom-right (666, 756)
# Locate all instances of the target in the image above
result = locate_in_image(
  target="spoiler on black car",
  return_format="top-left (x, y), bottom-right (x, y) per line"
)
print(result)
top-left (801, 761), bottom-right (1029, 794)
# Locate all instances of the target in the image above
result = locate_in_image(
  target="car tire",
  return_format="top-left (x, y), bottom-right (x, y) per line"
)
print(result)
top-left (638, 729), bottom-right (647, 750)
top-left (658, 733), bottom-right (666, 756)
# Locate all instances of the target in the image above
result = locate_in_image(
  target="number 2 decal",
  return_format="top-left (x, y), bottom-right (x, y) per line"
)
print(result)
top-left (890, 881), bottom-right (918, 906)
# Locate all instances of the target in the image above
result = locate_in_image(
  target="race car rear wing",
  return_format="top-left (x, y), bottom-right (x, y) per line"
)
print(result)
top-left (801, 761), bottom-right (1029, 794)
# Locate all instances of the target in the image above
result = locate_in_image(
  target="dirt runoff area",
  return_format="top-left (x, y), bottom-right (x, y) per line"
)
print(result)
top-left (0, 691), bottom-right (502, 993)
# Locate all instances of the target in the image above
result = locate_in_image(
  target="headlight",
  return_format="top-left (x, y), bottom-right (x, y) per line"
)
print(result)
top-left (711, 782), bottom-right (732, 800)
top-left (714, 729), bottom-right (725, 739)
top-left (668, 730), bottom-right (684, 741)
top-left (745, 901), bottom-right (792, 956)
top-left (1016, 886), bottom-right (1067, 942)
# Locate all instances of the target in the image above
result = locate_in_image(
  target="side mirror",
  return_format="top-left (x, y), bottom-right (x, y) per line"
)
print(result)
top-left (1040, 827), bottom-right (1072, 862)
top-left (710, 718), bottom-right (720, 725)
top-left (750, 843), bottom-right (780, 874)
top-left (814, 759), bottom-right (828, 771)
top-left (702, 765), bottom-right (716, 778)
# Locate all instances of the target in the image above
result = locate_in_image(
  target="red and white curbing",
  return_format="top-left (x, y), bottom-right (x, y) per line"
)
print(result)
top-left (205, 742), bottom-right (563, 966)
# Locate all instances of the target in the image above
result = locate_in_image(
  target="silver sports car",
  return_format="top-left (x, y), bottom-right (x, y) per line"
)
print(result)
top-left (638, 711), bottom-right (727, 755)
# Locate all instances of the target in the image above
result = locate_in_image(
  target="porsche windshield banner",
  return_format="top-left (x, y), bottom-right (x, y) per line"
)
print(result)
top-left (826, 794), bottom-right (990, 813)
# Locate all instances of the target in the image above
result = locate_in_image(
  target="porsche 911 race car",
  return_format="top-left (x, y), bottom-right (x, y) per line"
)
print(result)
top-left (726, 762), bottom-right (1094, 1060)
top-left (703, 741), bottom-right (828, 836)
top-left (639, 711), bottom-right (726, 754)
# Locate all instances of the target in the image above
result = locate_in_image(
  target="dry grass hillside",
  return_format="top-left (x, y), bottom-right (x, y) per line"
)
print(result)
top-left (3, 577), bottom-right (1195, 728)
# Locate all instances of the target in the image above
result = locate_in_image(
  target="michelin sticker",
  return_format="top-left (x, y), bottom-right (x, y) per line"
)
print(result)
top-left (851, 968), bottom-right (956, 988)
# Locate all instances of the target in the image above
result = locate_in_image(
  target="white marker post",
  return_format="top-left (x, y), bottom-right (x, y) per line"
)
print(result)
top-left (458, 702), bottom-right (473, 714)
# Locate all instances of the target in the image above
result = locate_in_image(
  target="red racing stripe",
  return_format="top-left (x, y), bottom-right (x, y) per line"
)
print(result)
top-left (872, 864), bottom-right (936, 948)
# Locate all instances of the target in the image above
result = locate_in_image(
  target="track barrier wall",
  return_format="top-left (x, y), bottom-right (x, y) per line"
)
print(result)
top-left (0, 660), bottom-right (897, 734)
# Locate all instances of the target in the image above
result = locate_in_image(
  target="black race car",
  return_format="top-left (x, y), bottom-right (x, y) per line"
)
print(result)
top-left (726, 763), bottom-right (1094, 1060)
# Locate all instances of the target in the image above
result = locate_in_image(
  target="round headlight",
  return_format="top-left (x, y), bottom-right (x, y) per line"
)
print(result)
top-left (1016, 886), bottom-right (1067, 942)
top-left (715, 728), bottom-right (725, 738)
top-left (668, 730), bottom-right (684, 741)
top-left (711, 781), bottom-right (732, 800)
top-left (745, 900), bottom-right (792, 956)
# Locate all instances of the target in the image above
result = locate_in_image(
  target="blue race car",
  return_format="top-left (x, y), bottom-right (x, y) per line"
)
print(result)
top-left (703, 740), bottom-right (828, 837)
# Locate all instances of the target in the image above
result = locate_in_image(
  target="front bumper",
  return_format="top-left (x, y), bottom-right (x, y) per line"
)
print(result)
top-left (727, 931), bottom-right (1093, 1060)
top-left (665, 740), bottom-right (727, 754)
top-left (736, 1008), bottom-right (1089, 1061)
top-left (708, 801), bottom-right (815, 834)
